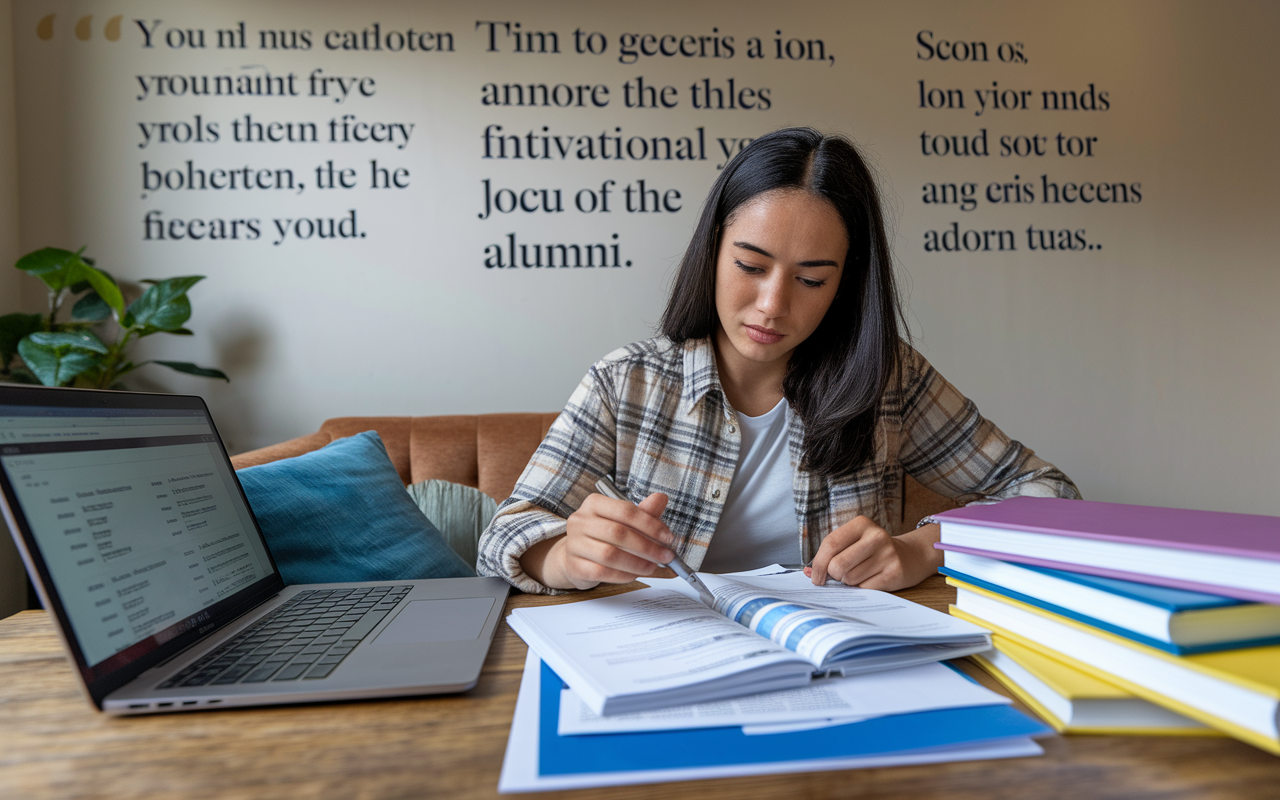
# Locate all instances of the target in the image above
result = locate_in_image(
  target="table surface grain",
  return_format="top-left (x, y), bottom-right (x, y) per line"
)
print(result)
top-left (1, 574), bottom-right (1278, 800)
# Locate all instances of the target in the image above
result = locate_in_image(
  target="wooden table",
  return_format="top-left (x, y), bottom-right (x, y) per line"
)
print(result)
top-left (2, 575), bottom-right (1278, 799)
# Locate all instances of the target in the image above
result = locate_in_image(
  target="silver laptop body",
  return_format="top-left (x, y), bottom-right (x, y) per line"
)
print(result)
top-left (0, 384), bottom-right (509, 715)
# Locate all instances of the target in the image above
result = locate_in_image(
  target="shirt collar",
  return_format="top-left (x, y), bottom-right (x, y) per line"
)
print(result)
top-left (680, 337), bottom-right (726, 416)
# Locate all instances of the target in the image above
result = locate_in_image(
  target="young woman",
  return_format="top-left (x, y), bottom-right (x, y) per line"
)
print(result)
top-left (477, 127), bottom-right (1079, 595)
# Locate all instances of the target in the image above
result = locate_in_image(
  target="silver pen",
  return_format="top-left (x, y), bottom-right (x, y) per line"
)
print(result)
top-left (593, 477), bottom-right (718, 609)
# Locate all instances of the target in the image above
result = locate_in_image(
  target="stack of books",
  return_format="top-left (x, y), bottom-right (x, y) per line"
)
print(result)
top-left (934, 497), bottom-right (1280, 753)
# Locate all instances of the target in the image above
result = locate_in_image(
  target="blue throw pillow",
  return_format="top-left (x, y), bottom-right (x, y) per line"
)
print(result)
top-left (236, 431), bottom-right (474, 584)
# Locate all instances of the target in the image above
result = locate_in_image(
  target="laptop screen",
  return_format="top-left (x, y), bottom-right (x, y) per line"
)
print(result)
top-left (0, 390), bottom-right (280, 688)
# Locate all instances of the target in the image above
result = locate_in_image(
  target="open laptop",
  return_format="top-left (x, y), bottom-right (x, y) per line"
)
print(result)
top-left (0, 384), bottom-right (510, 715)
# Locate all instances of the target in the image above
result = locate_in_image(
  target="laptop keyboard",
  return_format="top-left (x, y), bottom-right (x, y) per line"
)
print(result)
top-left (158, 585), bottom-right (412, 688)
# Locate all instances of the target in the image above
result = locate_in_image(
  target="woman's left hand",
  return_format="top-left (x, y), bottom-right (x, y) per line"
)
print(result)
top-left (804, 518), bottom-right (943, 592)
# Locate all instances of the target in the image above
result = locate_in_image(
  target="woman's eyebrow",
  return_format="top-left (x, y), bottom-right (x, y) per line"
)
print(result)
top-left (733, 240), bottom-right (839, 268)
top-left (733, 240), bottom-right (773, 258)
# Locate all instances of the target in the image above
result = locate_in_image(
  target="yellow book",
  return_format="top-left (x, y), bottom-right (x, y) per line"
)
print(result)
top-left (973, 636), bottom-right (1217, 735)
top-left (947, 577), bottom-right (1280, 754)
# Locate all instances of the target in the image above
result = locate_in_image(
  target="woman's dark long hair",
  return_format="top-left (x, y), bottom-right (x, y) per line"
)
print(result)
top-left (659, 127), bottom-right (906, 478)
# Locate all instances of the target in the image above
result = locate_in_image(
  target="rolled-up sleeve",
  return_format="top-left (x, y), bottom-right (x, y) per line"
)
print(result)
top-left (896, 349), bottom-right (1081, 508)
top-left (476, 364), bottom-right (620, 594)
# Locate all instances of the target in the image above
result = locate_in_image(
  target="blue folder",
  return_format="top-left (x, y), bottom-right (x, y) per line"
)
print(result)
top-left (538, 661), bottom-right (1051, 776)
top-left (941, 567), bottom-right (1280, 655)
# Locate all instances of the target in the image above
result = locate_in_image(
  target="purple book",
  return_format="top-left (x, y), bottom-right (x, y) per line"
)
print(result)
top-left (933, 497), bottom-right (1280, 604)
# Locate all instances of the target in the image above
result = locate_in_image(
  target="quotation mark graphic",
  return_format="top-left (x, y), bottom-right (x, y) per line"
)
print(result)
top-left (37, 14), bottom-right (123, 41)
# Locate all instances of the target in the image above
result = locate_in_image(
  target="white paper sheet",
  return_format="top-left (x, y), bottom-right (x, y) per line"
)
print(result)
top-left (741, 717), bottom-right (867, 735)
top-left (509, 570), bottom-right (991, 716)
top-left (558, 660), bottom-right (1009, 735)
top-left (704, 570), bottom-right (991, 666)
top-left (638, 564), bottom-right (806, 598)
top-left (506, 589), bottom-right (815, 714)
top-left (644, 570), bottom-right (993, 658)
top-left (497, 649), bottom-right (1044, 793)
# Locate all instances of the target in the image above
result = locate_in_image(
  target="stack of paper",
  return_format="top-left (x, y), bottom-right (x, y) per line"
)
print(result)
top-left (498, 569), bottom-right (1053, 791)
top-left (935, 498), bottom-right (1280, 753)
top-left (506, 570), bottom-right (995, 715)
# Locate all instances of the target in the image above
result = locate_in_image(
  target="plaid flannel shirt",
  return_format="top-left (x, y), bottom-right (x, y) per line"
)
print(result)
top-left (476, 336), bottom-right (1080, 594)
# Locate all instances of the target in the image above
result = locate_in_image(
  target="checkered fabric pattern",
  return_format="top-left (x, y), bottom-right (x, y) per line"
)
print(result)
top-left (477, 336), bottom-right (1079, 594)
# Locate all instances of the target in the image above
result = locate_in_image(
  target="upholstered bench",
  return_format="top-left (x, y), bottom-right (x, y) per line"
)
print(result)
top-left (230, 414), bottom-right (960, 536)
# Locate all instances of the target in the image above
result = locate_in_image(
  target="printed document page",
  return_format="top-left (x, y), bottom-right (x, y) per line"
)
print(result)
top-left (507, 588), bottom-right (813, 716)
top-left (558, 660), bottom-right (1009, 735)
top-left (508, 570), bottom-right (992, 715)
top-left (697, 572), bottom-right (990, 668)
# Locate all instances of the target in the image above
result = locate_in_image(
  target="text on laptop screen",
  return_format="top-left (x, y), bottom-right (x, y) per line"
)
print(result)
top-left (0, 405), bottom-right (275, 668)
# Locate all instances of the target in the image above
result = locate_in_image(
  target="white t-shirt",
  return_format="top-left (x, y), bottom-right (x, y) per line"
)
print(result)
top-left (699, 398), bottom-right (802, 573)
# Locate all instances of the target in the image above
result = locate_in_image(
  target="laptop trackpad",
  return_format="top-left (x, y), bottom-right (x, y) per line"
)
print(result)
top-left (375, 598), bottom-right (496, 643)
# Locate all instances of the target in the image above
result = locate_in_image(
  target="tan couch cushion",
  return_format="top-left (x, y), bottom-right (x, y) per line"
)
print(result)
top-left (230, 413), bottom-right (957, 534)
top-left (231, 414), bottom-right (558, 502)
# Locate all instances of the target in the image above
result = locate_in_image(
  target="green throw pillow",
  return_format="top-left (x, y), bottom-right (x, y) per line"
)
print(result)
top-left (236, 431), bottom-right (475, 584)
top-left (406, 479), bottom-right (499, 570)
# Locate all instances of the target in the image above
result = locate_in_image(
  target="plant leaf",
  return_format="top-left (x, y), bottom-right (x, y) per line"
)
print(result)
top-left (144, 295), bottom-right (191, 330)
top-left (16, 248), bottom-right (123, 318)
top-left (28, 330), bottom-right (110, 354)
top-left (78, 266), bottom-right (125, 317)
top-left (17, 337), bottom-right (103, 386)
top-left (0, 312), bottom-right (43, 367)
top-left (71, 292), bottom-right (112, 322)
top-left (15, 247), bottom-right (82, 293)
top-left (70, 267), bottom-right (117, 299)
top-left (136, 325), bottom-right (196, 339)
top-left (126, 276), bottom-right (202, 331)
top-left (142, 275), bottom-right (204, 295)
top-left (153, 360), bottom-right (229, 381)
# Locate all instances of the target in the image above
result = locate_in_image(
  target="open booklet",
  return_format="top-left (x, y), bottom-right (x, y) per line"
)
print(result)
top-left (507, 569), bottom-right (991, 716)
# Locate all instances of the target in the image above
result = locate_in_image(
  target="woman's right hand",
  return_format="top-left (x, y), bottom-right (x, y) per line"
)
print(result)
top-left (520, 492), bottom-right (676, 590)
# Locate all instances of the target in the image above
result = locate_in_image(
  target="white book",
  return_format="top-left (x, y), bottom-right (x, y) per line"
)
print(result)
top-left (506, 571), bottom-right (991, 716)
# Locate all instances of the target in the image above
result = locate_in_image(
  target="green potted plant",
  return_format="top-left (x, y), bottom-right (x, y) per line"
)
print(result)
top-left (0, 247), bottom-right (227, 388)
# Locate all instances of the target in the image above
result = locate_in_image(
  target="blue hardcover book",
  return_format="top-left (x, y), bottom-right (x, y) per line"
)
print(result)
top-left (537, 661), bottom-right (1051, 775)
top-left (940, 550), bottom-right (1280, 655)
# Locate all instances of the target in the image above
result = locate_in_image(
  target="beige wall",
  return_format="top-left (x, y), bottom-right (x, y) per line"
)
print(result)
top-left (2, 0), bottom-right (1278, 557)
top-left (1, 0), bottom-right (30, 618)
